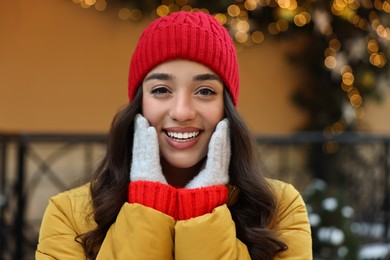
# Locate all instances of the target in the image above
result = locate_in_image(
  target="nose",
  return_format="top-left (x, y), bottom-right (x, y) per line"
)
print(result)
top-left (169, 92), bottom-right (196, 122)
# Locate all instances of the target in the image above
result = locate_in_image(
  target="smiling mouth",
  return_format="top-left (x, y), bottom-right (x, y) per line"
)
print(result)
top-left (166, 131), bottom-right (200, 142)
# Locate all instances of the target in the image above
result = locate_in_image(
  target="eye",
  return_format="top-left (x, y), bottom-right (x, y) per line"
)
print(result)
top-left (197, 88), bottom-right (217, 96)
top-left (151, 86), bottom-right (170, 95)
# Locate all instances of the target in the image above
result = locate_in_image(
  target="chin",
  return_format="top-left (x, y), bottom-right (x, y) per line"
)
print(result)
top-left (162, 152), bottom-right (206, 169)
top-left (167, 159), bottom-right (201, 169)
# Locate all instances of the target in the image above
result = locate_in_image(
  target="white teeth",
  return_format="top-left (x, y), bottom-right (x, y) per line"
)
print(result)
top-left (167, 131), bottom-right (200, 141)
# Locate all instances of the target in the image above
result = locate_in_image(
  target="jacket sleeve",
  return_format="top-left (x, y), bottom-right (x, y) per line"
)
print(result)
top-left (174, 204), bottom-right (251, 260)
top-left (97, 203), bottom-right (175, 260)
top-left (174, 181), bottom-right (312, 260)
top-left (36, 194), bottom-right (88, 259)
top-left (271, 182), bottom-right (312, 259)
top-left (36, 190), bottom-right (175, 259)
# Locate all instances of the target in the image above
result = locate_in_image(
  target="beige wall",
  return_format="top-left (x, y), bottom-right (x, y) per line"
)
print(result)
top-left (1, 0), bottom-right (389, 135)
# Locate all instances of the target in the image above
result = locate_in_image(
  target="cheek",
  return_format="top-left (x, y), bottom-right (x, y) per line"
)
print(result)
top-left (204, 101), bottom-right (225, 125)
top-left (142, 97), bottom-right (161, 126)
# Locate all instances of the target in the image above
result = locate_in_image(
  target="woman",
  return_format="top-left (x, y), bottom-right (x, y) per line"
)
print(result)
top-left (36, 11), bottom-right (312, 259)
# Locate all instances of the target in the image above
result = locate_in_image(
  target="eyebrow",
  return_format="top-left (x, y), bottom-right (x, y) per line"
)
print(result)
top-left (193, 73), bottom-right (221, 82)
top-left (144, 73), bottom-right (173, 82)
top-left (143, 72), bottom-right (221, 82)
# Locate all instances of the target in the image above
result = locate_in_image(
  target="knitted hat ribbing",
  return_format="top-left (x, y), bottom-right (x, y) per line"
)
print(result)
top-left (128, 11), bottom-right (239, 106)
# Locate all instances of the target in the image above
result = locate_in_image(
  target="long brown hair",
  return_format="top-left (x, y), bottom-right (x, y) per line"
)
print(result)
top-left (224, 91), bottom-right (287, 258)
top-left (78, 88), bottom-right (287, 259)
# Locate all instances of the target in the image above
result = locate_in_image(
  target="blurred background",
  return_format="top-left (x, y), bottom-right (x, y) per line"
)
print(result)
top-left (0, 0), bottom-right (389, 259)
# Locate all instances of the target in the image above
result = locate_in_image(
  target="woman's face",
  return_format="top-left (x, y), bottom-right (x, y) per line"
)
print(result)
top-left (142, 59), bottom-right (224, 170)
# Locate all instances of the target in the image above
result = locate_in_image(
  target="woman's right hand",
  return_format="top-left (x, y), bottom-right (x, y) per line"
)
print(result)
top-left (130, 114), bottom-right (167, 183)
top-left (128, 114), bottom-right (177, 218)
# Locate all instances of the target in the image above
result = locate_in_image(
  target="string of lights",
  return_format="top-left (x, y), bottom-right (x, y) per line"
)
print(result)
top-left (70, 0), bottom-right (389, 135)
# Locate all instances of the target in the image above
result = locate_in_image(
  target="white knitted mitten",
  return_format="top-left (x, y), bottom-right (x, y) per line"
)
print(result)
top-left (130, 114), bottom-right (167, 184)
top-left (185, 118), bottom-right (231, 188)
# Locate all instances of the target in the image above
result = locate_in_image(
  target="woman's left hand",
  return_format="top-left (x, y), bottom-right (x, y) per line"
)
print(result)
top-left (176, 118), bottom-right (231, 220)
top-left (185, 118), bottom-right (231, 188)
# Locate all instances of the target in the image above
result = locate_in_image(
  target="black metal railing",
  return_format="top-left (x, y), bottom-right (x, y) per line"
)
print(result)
top-left (256, 132), bottom-right (390, 240)
top-left (0, 131), bottom-right (389, 259)
top-left (257, 132), bottom-right (390, 259)
top-left (0, 133), bottom-right (106, 260)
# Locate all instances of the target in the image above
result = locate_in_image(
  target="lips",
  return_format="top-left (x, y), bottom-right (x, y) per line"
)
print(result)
top-left (166, 131), bottom-right (200, 142)
top-left (164, 127), bottom-right (202, 148)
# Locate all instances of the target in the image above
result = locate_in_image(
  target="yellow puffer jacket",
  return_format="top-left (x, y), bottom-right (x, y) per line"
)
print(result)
top-left (36, 179), bottom-right (312, 259)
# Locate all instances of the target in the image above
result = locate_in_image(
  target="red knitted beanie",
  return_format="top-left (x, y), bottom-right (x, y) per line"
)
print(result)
top-left (128, 11), bottom-right (239, 106)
